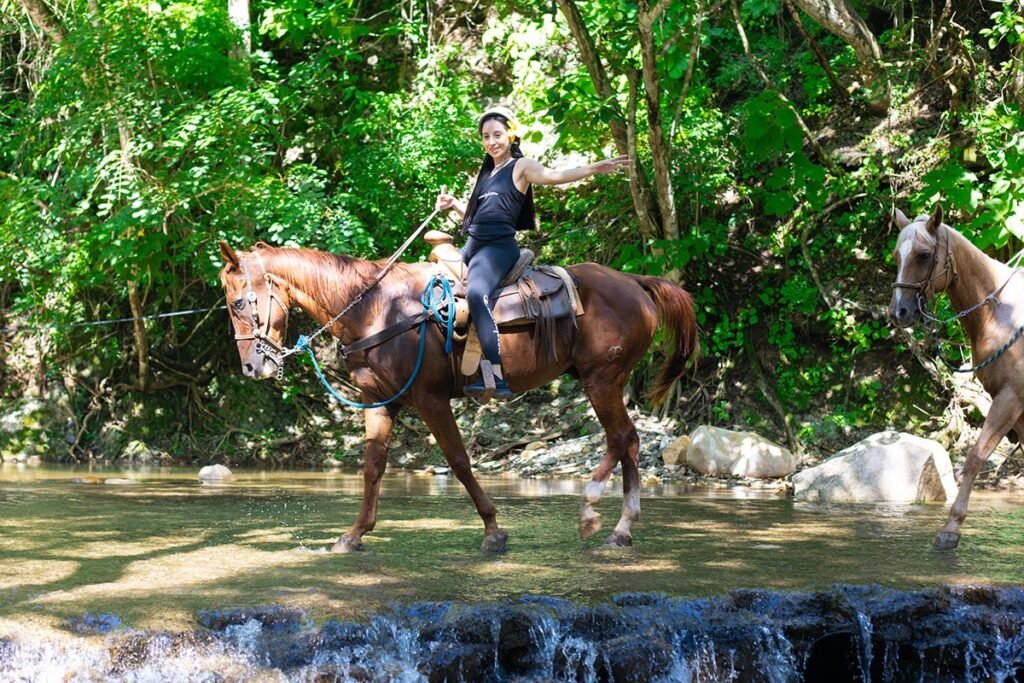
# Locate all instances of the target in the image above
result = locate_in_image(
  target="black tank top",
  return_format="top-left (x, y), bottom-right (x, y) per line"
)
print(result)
top-left (468, 158), bottom-right (526, 240)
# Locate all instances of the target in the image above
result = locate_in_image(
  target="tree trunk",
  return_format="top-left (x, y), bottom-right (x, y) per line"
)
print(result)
top-left (17, 0), bottom-right (65, 44)
top-left (789, 0), bottom-right (889, 112)
top-left (128, 279), bottom-right (150, 391)
top-left (228, 0), bottom-right (251, 55)
top-left (638, 0), bottom-right (678, 241)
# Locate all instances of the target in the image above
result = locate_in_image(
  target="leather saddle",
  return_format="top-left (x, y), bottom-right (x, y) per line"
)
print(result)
top-left (424, 230), bottom-right (584, 329)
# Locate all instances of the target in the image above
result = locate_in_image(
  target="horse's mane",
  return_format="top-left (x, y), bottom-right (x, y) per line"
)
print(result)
top-left (251, 243), bottom-right (417, 315)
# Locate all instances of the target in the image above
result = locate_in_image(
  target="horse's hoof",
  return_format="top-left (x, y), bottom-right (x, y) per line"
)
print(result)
top-left (330, 536), bottom-right (364, 553)
top-left (481, 529), bottom-right (509, 553)
top-left (579, 513), bottom-right (602, 539)
top-left (935, 531), bottom-right (961, 550)
top-left (605, 531), bottom-right (633, 548)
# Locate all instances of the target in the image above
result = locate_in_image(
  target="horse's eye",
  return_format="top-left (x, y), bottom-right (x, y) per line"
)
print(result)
top-left (232, 298), bottom-right (246, 311)
top-left (916, 252), bottom-right (932, 263)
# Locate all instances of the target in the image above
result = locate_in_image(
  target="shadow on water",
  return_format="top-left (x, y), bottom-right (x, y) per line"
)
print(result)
top-left (1, 466), bottom-right (1023, 680)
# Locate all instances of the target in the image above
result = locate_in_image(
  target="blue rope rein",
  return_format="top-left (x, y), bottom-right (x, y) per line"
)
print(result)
top-left (295, 275), bottom-right (456, 409)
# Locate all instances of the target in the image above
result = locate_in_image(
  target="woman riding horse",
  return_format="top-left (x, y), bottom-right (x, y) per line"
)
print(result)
top-left (435, 106), bottom-right (627, 399)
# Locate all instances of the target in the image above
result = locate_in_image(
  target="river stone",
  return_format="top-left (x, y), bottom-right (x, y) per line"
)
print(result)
top-left (793, 431), bottom-right (957, 503)
top-left (661, 435), bottom-right (689, 466)
top-left (120, 440), bottom-right (157, 464)
top-left (198, 464), bottom-right (234, 483)
top-left (685, 426), bottom-right (796, 478)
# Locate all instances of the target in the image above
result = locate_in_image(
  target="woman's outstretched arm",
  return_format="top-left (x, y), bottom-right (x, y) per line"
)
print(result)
top-left (517, 155), bottom-right (628, 187)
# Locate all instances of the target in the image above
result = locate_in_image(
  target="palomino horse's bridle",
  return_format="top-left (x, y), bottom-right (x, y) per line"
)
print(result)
top-left (233, 252), bottom-right (292, 379)
top-left (891, 223), bottom-right (961, 323)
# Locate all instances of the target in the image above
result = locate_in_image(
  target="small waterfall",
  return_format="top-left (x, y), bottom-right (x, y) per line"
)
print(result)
top-left (1, 585), bottom-right (1022, 682)
top-left (854, 611), bottom-right (873, 682)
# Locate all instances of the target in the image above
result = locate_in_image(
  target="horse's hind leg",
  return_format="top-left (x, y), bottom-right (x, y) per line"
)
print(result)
top-left (579, 377), bottom-right (641, 547)
top-left (936, 388), bottom-right (1022, 549)
top-left (416, 398), bottom-right (508, 552)
top-left (333, 405), bottom-right (398, 553)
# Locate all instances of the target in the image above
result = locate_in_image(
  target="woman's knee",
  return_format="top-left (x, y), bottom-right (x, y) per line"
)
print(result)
top-left (466, 287), bottom-right (489, 309)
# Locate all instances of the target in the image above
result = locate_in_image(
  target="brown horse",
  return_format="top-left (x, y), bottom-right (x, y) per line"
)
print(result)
top-left (218, 240), bottom-right (698, 552)
top-left (890, 206), bottom-right (1024, 549)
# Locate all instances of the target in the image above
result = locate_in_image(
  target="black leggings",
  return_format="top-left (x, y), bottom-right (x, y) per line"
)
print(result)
top-left (462, 236), bottom-right (520, 366)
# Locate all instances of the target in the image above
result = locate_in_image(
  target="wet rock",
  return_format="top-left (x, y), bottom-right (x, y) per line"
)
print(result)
top-left (103, 477), bottom-right (139, 485)
top-left (661, 435), bottom-right (689, 465)
top-left (686, 426), bottom-right (796, 478)
top-left (422, 642), bottom-right (496, 683)
top-left (197, 464), bottom-right (234, 483)
top-left (793, 431), bottom-right (956, 503)
top-left (603, 631), bottom-right (674, 683)
top-left (197, 605), bottom-right (307, 631)
top-left (66, 612), bottom-right (121, 635)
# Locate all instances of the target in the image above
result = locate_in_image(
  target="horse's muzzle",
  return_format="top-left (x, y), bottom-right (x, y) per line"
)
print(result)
top-left (242, 357), bottom-right (279, 380)
top-left (888, 298), bottom-right (919, 328)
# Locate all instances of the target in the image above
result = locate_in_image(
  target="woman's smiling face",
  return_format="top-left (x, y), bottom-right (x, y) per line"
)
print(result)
top-left (480, 118), bottom-right (512, 161)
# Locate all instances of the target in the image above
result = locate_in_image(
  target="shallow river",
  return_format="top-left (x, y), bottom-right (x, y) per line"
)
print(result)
top-left (2, 464), bottom-right (1023, 635)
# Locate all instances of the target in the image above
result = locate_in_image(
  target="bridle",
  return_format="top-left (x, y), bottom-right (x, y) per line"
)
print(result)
top-left (891, 223), bottom-right (960, 322)
top-left (232, 251), bottom-right (293, 379)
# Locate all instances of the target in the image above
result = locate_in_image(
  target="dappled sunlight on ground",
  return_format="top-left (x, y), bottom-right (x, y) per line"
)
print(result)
top-left (0, 560), bottom-right (80, 590)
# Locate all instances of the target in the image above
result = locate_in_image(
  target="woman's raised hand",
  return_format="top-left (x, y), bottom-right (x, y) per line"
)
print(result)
top-left (591, 155), bottom-right (629, 175)
top-left (435, 185), bottom-right (456, 211)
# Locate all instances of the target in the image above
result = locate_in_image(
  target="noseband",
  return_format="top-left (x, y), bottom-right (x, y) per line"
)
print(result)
top-left (233, 251), bottom-right (292, 379)
top-left (891, 224), bottom-right (958, 319)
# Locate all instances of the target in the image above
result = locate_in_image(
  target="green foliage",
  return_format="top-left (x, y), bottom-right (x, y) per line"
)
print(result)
top-left (1, 0), bottom-right (1019, 462)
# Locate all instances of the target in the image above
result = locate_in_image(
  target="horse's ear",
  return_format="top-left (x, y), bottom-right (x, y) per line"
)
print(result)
top-left (893, 208), bottom-right (911, 228)
top-left (926, 204), bottom-right (944, 235)
top-left (219, 241), bottom-right (241, 269)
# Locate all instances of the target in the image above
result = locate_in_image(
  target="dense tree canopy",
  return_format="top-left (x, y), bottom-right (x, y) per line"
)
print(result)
top-left (1, 0), bottom-right (1022, 462)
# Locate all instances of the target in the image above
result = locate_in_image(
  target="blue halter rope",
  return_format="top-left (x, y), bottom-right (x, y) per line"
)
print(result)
top-left (294, 275), bottom-right (456, 409)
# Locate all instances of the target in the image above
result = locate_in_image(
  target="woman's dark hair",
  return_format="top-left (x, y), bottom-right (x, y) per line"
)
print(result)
top-left (461, 113), bottom-right (537, 233)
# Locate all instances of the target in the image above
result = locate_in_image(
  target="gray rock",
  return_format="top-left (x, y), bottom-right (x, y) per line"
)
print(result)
top-left (793, 431), bottom-right (956, 503)
top-left (120, 440), bottom-right (157, 464)
top-left (686, 426), bottom-right (796, 479)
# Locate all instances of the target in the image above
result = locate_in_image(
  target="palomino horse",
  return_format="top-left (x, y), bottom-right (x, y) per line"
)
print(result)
top-left (218, 241), bottom-right (698, 552)
top-left (890, 206), bottom-right (1024, 549)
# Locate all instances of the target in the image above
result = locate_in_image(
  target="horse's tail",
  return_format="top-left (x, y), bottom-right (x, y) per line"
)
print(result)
top-left (629, 274), bottom-right (700, 405)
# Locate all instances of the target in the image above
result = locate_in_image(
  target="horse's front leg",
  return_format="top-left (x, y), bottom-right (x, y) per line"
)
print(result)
top-left (332, 405), bottom-right (397, 553)
top-left (936, 387), bottom-right (1022, 550)
top-left (416, 397), bottom-right (508, 552)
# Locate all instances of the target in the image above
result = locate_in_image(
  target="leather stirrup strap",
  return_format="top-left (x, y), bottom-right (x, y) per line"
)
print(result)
top-left (479, 359), bottom-right (497, 403)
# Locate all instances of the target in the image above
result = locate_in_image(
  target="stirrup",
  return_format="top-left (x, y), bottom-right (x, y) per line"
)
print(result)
top-left (465, 360), bottom-right (512, 402)
top-left (465, 377), bottom-right (512, 400)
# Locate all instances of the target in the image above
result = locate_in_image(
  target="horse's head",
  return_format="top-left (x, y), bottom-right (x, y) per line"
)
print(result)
top-left (218, 241), bottom-right (292, 379)
top-left (889, 205), bottom-right (953, 328)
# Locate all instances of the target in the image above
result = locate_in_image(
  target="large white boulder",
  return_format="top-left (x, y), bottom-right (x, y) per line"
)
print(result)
top-left (685, 426), bottom-right (796, 479)
top-left (793, 431), bottom-right (957, 503)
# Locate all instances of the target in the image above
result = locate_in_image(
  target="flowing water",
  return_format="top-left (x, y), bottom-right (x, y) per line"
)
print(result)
top-left (1, 464), bottom-right (1023, 681)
